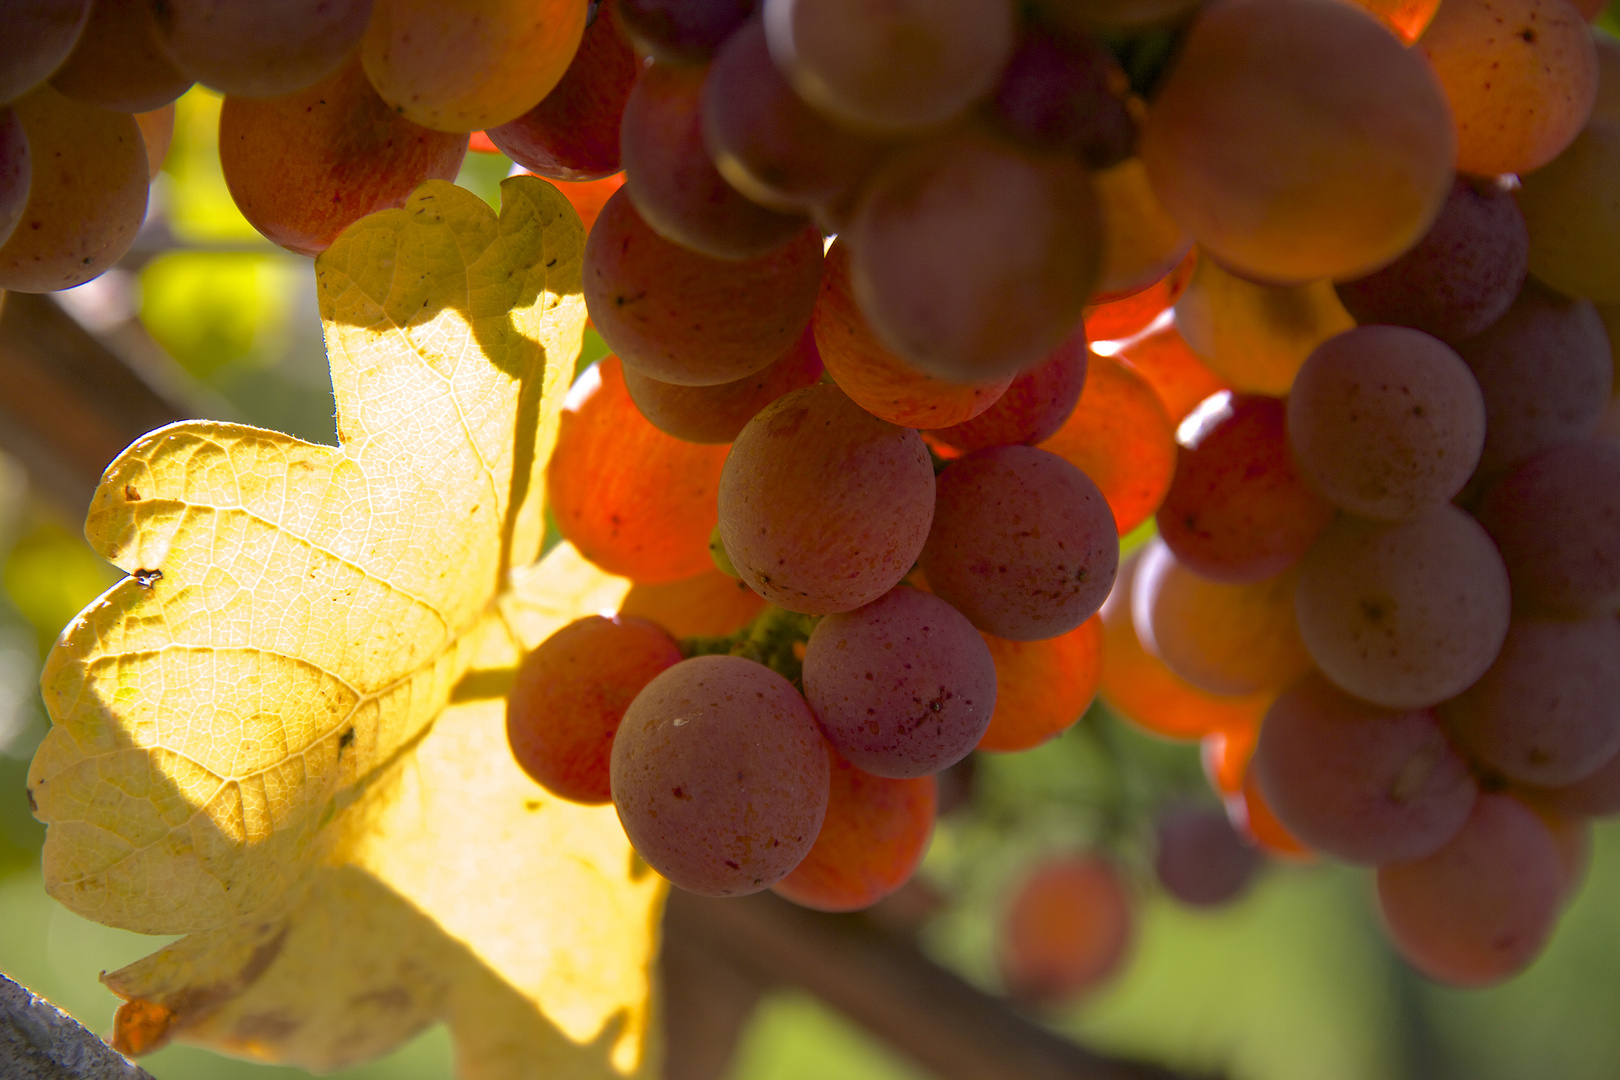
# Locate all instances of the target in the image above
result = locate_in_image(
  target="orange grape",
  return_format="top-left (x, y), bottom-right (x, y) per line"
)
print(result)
top-left (1202, 722), bottom-right (1258, 796)
top-left (555, 173), bottom-right (624, 235)
top-left (1141, 0), bottom-right (1454, 284)
top-left (1082, 246), bottom-right (1195, 341)
top-left (1231, 772), bottom-right (1313, 860)
top-left (1334, 0), bottom-right (1442, 41)
top-left (1091, 157), bottom-right (1193, 305)
top-left (548, 357), bottom-right (730, 584)
top-left (622, 326), bottom-right (824, 445)
top-left (619, 569), bottom-right (767, 639)
top-left (1115, 320), bottom-right (1228, 424)
top-left (997, 855), bottom-right (1133, 1005)
top-left (976, 616), bottom-right (1104, 753)
top-left (134, 104), bottom-right (174, 178)
top-left (1039, 354), bottom-right (1176, 535)
top-left (1417, 0), bottom-right (1598, 176)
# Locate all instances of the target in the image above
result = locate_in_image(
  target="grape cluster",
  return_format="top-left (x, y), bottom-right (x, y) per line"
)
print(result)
top-left (5, 0), bottom-right (1617, 998)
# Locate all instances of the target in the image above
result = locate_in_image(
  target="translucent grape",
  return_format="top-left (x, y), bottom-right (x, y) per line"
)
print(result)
top-left (615, 0), bottom-right (756, 63)
top-left (990, 24), bottom-right (1135, 169)
top-left (1141, 0), bottom-right (1455, 284)
top-left (1203, 722), bottom-right (1258, 796)
top-left (0, 0), bottom-right (89, 104)
top-left (1294, 505), bottom-right (1513, 709)
top-left (1157, 393), bottom-right (1335, 582)
top-left (1417, 0), bottom-right (1598, 176)
top-left (920, 445), bottom-right (1119, 641)
top-left (1100, 552), bottom-right (1274, 740)
top-left (362, 0), bottom-right (586, 131)
top-left (803, 587), bottom-right (997, 778)
top-left (50, 0), bottom-right (191, 112)
top-left (620, 60), bottom-right (809, 260)
top-left (762, 0), bottom-right (1016, 134)
top-left (703, 17), bottom-right (889, 213)
top-left (0, 110), bottom-right (28, 250)
top-left (0, 87), bottom-right (146, 294)
top-left (611, 654), bottom-right (830, 897)
top-left (814, 240), bottom-right (1012, 429)
top-left (997, 855), bottom-right (1132, 1005)
top-left (1456, 279), bottom-right (1612, 482)
top-left (1254, 673), bottom-right (1476, 865)
top-left (1334, 177), bottom-right (1530, 345)
top-left (220, 57), bottom-right (469, 257)
top-left (1082, 247), bottom-right (1195, 342)
top-left (1132, 541), bottom-right (1314, 697)
top-left (1039, 355), bottom-right (1177, 535)
top-left (620, 569), bottom-right (766, 639)
top-left (1116, 321), bottom-right (1227, 425)
top-left (1443, 616), bottom-right (1620, 786)
top-left (1335, 0), bottom-right (1443, 41)
top-left (1174, 256), bottom-right (1355, 396)
top-left (976, 616), bottom-right (1103, 753)
top-left (156, 0), bottom-right (371, 99)
top-left (773, 755), bottom-right (936, 912)
top-left (930, 331), bottom-right (1087, 453)
top-left (556, 173), bottom-right (624, 234)
top-left (134, 104), bottom-right (173, 178)
top-left (1475, 439), bottom-right (1620, 616)
top-left (1377, 794), bottom-right (1564, 986)
top-left (1517, 122), bottom-right (1620, 304)
top-left (1231, 771), bottom-right (1313, 859)
top-left (718, 383), bottom-right (936, 614)
top-left (507, 615), bottom-right (682, 804)
top-left (622, 326), bottom-right (823, 444)
top-left (485, 0), bottom-right (637, 182)
top-left (847, 127), bottom-right (1102, 382)
top-left (1154, 803), bottom-right (1262, 908)
top-left (584, 186), bottom-right (824, 385)
top-left (548, 358), bottom-right (730, 584)
top-left (1092, 158), bottom-right (1193, 306)
top-left (1288, 326), bottom-right (1487, 521)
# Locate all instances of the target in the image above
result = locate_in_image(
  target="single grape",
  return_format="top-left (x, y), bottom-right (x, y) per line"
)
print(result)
top-left (814, 240), bottom-right (1013, 429)
top-left (997, 855), bottom-right (1133, 1006)
top-left (1082, 247), bottom-right (1196, 342)
top-left (134, 104), bottom-right (173, 178)
top-left (485, 0), bottom-right (637, 182)
top-left (1116, 320), bottom-right (1227, 425)
top-left (0, 86), bottom-right (146, 294)
top-left (155, 0), bottom-right (371, 99)
top-left (615, 0), bottom-right (756, 63)
top-left (1039, 354), bottom-right (1177, 535)
top-left (220, 57), bottom-right (469, 257)
top-left (547, 357), bottom-right (730, 584)
top-left (1526, 745), bottom-right (1620, 818)
top-left (1203, 723), bottom-right (1258, 796)
top-left (930, 331), bottom-right (1087, 453)
top-left (1255, 673), bottom-right (1476, 865)
top-left (1132, 540), bottom-right (1314, 697)
top-left (1417, 0), bottom-right (1598, 176)
top-left (1230, 770), bottom-right (1313, 859)
top-left (702, 17), bottom-right (889, 213)
top-left (1100, 552), bottom-right (1274, 740)
top-left (1173, 256), bottom-right (1356, 396)
top-left (1288, 326), bottom-right (1487, 521)
top-left (1157, 393), bottom-right (1335, 583)
top-left (1475, 439), bottom-right (1620, 617)
top-left (1377, 793), bottom-right (1564, 987)
top-left (1154, 803), bottom-right (1262, 908)
top-left (1517, 122), bottom-right (1620, 304)
top-left (976, 617), bottom-right (1103, 753)
top-left (773, 754), bottom-right (937, 912)
top-left (621, 59), bottom-right (809, 260)
top-left (0, 0), bottom-right (89, 105)
top-left (847, 127), bottom-right (1102, 382)
top-left (1141, 0), bottom-right (1455, 284)
top-left (1338, 0), bottom-right (1442, 40)
top-left (0, 110), bottom-right (29, 251)
top-left (718, 383), bottom-right (936, 615)
top-left (362, 0), bottom-right (586, 131)
top-left (1443, 616), bottom-right (1620, 787)
top-left (990, 23), bottom-right (1135, 169)
top-left (1092, 158), bottom-right (1193, 307)
top-left (584, 185), bottom-right (824, 385)
top-left (620, 568), bottom-right (766, 638)
top-left (763, 0), bottom-right (1016, 134)
top-left (611, 654), bottom-right (831, 897)
top-left (49, 0), bottom-right (191, 112)
top-left (622, 325), bottom-right (823, 444)
top-left (920, 445), bottom-right (1119, 641)
top-left (507, 615), bottom-right (683, 804)
top-left (1334, 178), bottom-right (1529, 345)
top-left (1457, 278), bottom-right (1613, 484)
top-left (804, 587), bottom-right (996, 778)
top-left (1294, 505), bottom-right (1513, 709)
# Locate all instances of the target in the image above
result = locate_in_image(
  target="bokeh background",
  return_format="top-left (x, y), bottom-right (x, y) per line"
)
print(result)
top-left (5, 16), bottom-right (1620, 1072)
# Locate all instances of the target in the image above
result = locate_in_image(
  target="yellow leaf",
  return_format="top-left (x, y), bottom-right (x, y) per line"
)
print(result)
top-left (27, 178), bottom-right (665, 1076)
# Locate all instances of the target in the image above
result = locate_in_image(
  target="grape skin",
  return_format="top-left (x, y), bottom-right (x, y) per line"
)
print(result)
top-left (997, 855), bottom-right (1133, 1005)
top-left (159, 0), bottom-right (372, 100)
top-left (1517, 122), bottom-right (1620, 304)
top-left (0, 0), bottom-right (90, 105)
top-left (622, 326), bottom-right (823, 446)
top-left (930, 331), bottom-right (1088, 453)
top-left (975, 617), bottom-right (1102, 753)
top-left (49, 0), bottom-right (191, 112)
top-left (1154, 803), bottom-right (1262, 908)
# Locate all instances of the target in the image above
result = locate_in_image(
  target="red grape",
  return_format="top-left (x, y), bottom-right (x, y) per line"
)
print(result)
top-left (997, 855), bottom-right (1133, 1005)
top-left (990, 23), bottom-right (1135, 168)
top-left (930, 331), bottom-right (1088, 453)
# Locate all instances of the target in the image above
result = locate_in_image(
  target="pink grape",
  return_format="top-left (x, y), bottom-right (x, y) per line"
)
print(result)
top-left (929, 330), bottom-right (1088, 453)
top-left (1154, 803), bottom-right (1263, 908)
top-left (621, 325), bottom-right (823, 444)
